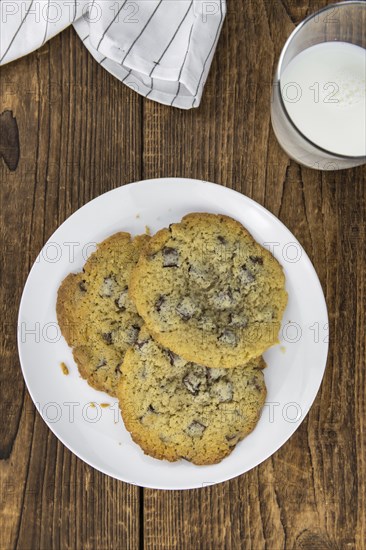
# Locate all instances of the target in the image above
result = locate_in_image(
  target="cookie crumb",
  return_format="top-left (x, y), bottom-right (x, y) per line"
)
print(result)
top-left (280, 346), bottom-right (286, 354)
top-left (89, 402), bottom-right (96, 408)
top-left (100, 403), bottom-right (110, 408)
top-left (60, 362), bottom-right (69, 375)
top-left (136, 213), bottom-right (140, 219)
top-left (145, 225), bottom-right (151, 235)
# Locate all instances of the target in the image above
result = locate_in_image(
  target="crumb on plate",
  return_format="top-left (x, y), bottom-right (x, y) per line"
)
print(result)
top-left (60, 362), bottom-right (69, 375)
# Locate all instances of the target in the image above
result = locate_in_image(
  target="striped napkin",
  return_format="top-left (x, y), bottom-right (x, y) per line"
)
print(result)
top-left (0, 0), bottom-right (226, 109)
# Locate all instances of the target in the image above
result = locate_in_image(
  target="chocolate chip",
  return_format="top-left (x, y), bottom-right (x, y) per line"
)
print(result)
top-left (229, 313), bottom-right (248, 329)
top-left (218, 329), bottom-right (237, 347)
top-left (210, 289), bottom-right (236, 310)
top-left (198, 315), bottom-right (216, 332)
top-left (99, 275), bottom-right (116, 297)
top-left (79, 280), bottom-right (87, 292)
top-left (249, 375), bottom-right (262, 392)
top-left (258, 306), bottom-right (275, 321)
top-left (249, 255), bottom-right (263, 265)
top-left (155, 295), bottom-right (165, 313)
top-left (188, 264), bottom-right (213, 289)
top-left (102, 332), bottom-right (113, 345)
top-left (239, 265), bottom-right (255, 284)
top-left (217, 235), bottom-right (227, 244)
top-left (127, 325), bottom-right (140, 345)
top-left (167, 350), bottom-right (178, 366)
top-left (139, 404), bottom-right (158, 424)
top-left (136, 339), bottom-right (149, 350)
top-left (226, 434), bottom-right (239, 445)
top-left (207, 368), bottom-right (227, 382)
top-left (176, 297), bottom-right (197, 321)
top-left (115, 363), bottom-right (122, 374)
top-left (183, 372), bottom-right (202, 395)
top-left (210, 380), bottom-right (233, 402)
top-left (96, 358), bottom-right (107, 369)
top-left (115, 288), bottom-right (128, 311)
top-left (162, 247), bottom-right (179, 267)
top-left (186, 420), bottom-right (206, 437)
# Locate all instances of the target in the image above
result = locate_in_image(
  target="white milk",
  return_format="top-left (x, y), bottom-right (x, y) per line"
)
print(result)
top-left (280, 42), bottom-right (366, 157)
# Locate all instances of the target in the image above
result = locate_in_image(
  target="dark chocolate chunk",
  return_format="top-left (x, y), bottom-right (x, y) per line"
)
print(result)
top-left (155, 295), bottom-right (165, 312)
top-left (226, 433), bottom-right (240, 445)
top-left (114, 363), bottom-right (122, 374)
top-left (207, 368), bottom-right (227, 383)
top-left (167, 350), bottom-right (179, 366)
top-left (229, 313), bottom-right (248, 329)
top-left (183, 372), bottom-right (202, 395)
top-left (239, 265), bottom-right (255, 284)
top-left (127, 325), bottom-right (140, 345)
top-left (99, 275), bottom-right (116, 297)
top-left (211, 380), bottom-right (233, 402)
top-left (249, 375), bottom-right (262, 392)
top-left (188, 264), bottom-right (213, 289)
top-left (162, 246), bottom-right (179, 267)
top-left (136, 338), bottom-right (149, 350)
top-left (249, 255), bottom-right (264, 265)
top-left (96, 358), bottom-right (107, 369)
top-left (186, 420), bottom-right (206, 437)
top-left (102, 332), bottom-right (113, 345)
top-left (176, 297), bottom-right (196, 320)
top-left (115, 287), bottom-right (128, 311)
top-left (210, 289), bottom-right (235, 310)
top-left (218, 329), bottom-right (237, 347)
top-left (79, 280), bottom-right (87, 292)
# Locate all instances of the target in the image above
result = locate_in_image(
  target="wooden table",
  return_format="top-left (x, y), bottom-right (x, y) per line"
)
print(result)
top-left (1, 1), bottom-right (365, 548)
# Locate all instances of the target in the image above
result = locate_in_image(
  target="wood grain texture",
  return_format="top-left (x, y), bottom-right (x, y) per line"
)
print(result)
top-left (1, 0), bottom-right (365, 549)
top-left (1, 28), bottom-right (142, 550)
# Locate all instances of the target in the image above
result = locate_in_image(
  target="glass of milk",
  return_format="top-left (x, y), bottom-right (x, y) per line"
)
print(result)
top-left (271, 1), bottom-right (366, 170)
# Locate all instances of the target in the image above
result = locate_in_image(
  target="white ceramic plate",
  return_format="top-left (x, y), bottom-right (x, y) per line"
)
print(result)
top-left (18, 178), bottom-right (329, 490)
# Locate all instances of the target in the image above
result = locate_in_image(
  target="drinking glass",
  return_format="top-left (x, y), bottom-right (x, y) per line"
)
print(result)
top-left (271, 1), bottom-right (366, 170)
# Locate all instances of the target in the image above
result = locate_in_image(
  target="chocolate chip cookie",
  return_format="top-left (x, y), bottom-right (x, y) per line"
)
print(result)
top-left (118, 328), bottom-right (267, 465)
top-left (130, 213), bottom-right (288, 368)
top-left (57, 232), bottom-right (149, 396)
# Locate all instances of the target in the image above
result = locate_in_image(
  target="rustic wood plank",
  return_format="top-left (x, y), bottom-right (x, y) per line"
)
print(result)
top-left (0, 27), bottom-right (142, 550)
top-left (0, 0), bottom-right (365, 549)
top-left (141, 0), bottom-right (365, 549)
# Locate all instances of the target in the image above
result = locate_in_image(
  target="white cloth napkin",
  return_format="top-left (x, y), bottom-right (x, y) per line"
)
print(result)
top-left (0, 0), bottom-right (226, 109)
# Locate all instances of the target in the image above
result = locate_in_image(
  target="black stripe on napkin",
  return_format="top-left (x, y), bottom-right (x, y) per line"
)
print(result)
top-left (96, 0), bottom-right (128, 51)
top-left (149, 0), bottom-right (193, 78)
top-left (170, 24), bottom-right (194, 106)
top-left (41, 0), bottom-right (51, 46)
top-left (120, 0), bottom-right (164, 66)
top-left (1, 0), bottom-right (36, 63)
